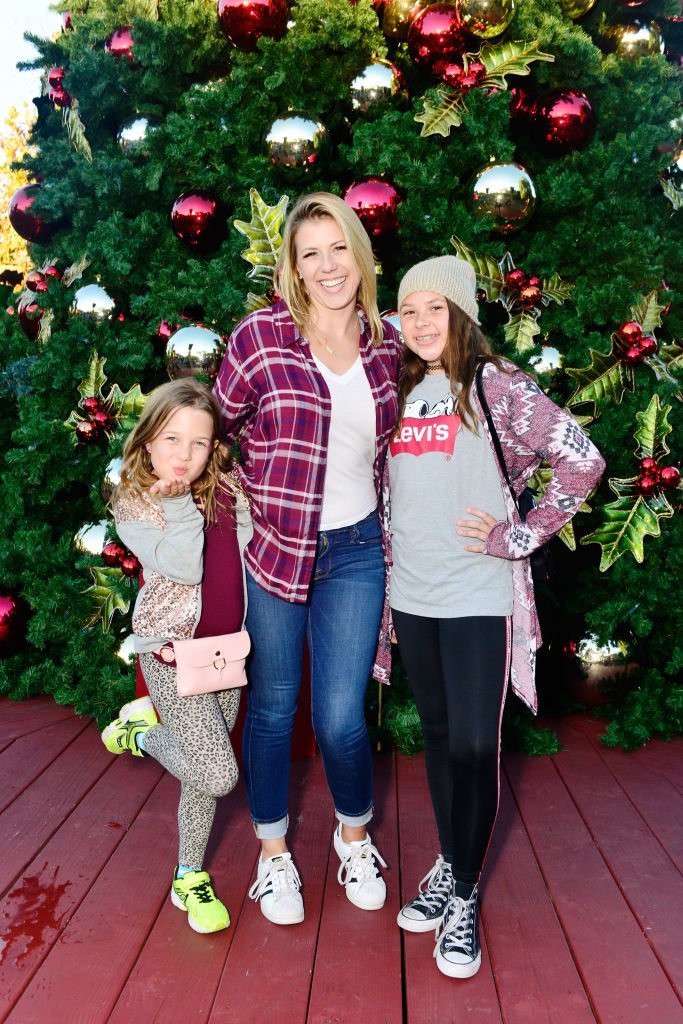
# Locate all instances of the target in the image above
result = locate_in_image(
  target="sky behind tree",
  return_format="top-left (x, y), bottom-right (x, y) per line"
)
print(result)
top-left (1, 2), bottom-right (62, 120)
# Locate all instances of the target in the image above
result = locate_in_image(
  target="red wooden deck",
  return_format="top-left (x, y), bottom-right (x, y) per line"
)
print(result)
top-left (1, 698), bottom-right (681, 1024)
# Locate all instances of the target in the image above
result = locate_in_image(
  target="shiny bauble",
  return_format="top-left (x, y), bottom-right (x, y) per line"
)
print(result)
top-left (468, 161), bottom-right (537, 233)
top-left (518, 283), bottom-right (542, 306)
top-left (382, 0), bottom-right (429, 40)
top-left (509, 83), bottom-right (536, 131)
top-left (18, 301), bottom-right (43, 340)
top-left (75, 520), bottom-right (109, 556)
top-left (343, 177), bottom-right (402, 240)
top-left (120, 553), bottom-right (142, 579)
top-left (101, 457), bottom-right (123, 504)
top-left (117, 115), bottom-right (160, 157)
top-left (44, 264), bottom-right (62, 282)
top-left (47, 67), bottom-right (65, 87)
top-left (116, 633), bottom-right (136, 664)
top-left (637, 473), bottom-right (659, 495)
top-left (8, 184), bottom-right (55, 244)
top-left (458, 0), bottom-right (515, 38)
top-left (639, 336), bottom-right (658, 358)
top-left (75, 420), bottom-right (102, 444)
top-left (81, 396), bottom-right (104, 418)
top-left (530, 345), bottom-right (563, 373)
top-left (63, 11), bottom-right (73, 31)
top-left (217, 0), bottom-right (289, 51)
top-left (0, 589), bottom-right (29, 657)
top-left (102, 541), bottom-right (127, 567)
top-left (603, 20), bottom-right (665, 58)
top-left (48, 84), bottom-right (71, 108)
top-left (350, 59), bottom-right (407, 112)
top-left (165, 324), bottom-right (225, 382)
top-left (659, 465), bottom-right (681, 489)
top-left (617, 320), bottom-right (642, 345)
top-left (564, 631), bottom-right (636, 706)
top-left (25, 270), bottom-right (48, 293)
top-left (105, 26), bottom-right (135, 64)
top-left (559, 0), bottom-right (597, 18)
top-left (531, 88), bottom-right (596, 156)
top-left (505, 268), bottom-right (526, 289)
top-left (264, 112), bottom-right (329, 178)
top-left (639, 456), bottom-right (658, 474)
top-left (170, 190), bottom-right (226, 250)
top-left (70, 283), bottom-right (116, 321)
top-left (408, 3), bottom-right (468, 72)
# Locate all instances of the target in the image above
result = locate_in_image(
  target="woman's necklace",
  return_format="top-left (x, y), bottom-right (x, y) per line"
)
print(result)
top-left (426, 360), bottom-right (443, 373)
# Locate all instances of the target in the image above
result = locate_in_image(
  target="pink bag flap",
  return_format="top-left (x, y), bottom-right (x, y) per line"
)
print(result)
top-left (174, 630), bottom-right (251, 669)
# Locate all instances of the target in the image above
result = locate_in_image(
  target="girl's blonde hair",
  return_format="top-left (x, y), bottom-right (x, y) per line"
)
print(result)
top-left (398, 299), bottom-right (511, 433)
top-left (276, 191), bottom-right (385, 347)
top-left (114, 378), bottom-right (237, 523)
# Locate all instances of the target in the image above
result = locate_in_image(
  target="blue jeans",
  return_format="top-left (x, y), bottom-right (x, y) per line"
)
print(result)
top-left (243, 510), bottom-right (386, 839)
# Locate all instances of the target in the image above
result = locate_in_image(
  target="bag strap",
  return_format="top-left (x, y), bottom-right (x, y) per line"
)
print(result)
top-left (474, 361), bottom-right (520, 516)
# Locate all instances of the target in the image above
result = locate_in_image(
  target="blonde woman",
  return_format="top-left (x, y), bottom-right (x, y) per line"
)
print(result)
top-left (214, 192), bottom-right (401, 926)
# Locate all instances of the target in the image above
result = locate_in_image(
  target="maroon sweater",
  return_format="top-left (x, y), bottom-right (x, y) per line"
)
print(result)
top-left (194, 496), bottom-right (244, 638)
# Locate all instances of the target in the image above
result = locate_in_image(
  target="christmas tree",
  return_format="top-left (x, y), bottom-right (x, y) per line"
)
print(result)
top-left (1, 0), bottom-right (681, 749)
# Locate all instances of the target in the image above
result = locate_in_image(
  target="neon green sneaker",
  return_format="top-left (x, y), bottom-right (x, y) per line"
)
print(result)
top-left (171, 869), bottom-right (230, 934)
top-left (118, 695), bottom-right (158, 728)
top-left (101, 716), bottom-right (151, 757)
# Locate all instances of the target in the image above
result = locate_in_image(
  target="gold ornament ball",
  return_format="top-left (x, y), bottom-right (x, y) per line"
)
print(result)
top-left (116, 633), bottom-right (136, 664)
top-left (70, 283), bottom-right (116, 321)
top-left (604, 20), bottom-right (665, 58)
top-left (264, 112), bottom-right (329, 179)
top-left (458, 0), bottom-right (516, 39)
top-left (382, 0), bottom-right (429, 40)
top-left (469, 161), bottom-right (537, 233)
top-left (165, 324), bottom-right (225, 382)
top-left (530, 345), bottom-right (563, 374)
top-left (74, 519), bottom-right (110, 556)
top-left (350, 59), bottom-right (407, 112)
top-left (564, 631), bottom-right (637, 706)
top-left (559, 0), bottom-right (597, 19)
top-left (101, 457), bottom-right (123, 504)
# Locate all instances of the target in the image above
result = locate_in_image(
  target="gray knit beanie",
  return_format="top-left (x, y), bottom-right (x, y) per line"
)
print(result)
top-left (397, 255), bottom-right (480, 325)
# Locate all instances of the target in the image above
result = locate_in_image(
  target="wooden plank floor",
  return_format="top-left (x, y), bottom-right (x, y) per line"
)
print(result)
top-left (1, 698), bottom-right (681, 1024)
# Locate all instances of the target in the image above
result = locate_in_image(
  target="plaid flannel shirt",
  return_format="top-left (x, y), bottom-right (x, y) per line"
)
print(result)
top-left (214, 299), bottom-right (401, 602)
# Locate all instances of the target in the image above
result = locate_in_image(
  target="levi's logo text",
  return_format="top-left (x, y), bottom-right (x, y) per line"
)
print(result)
top-left (390, 394), bottom-right (459, 457)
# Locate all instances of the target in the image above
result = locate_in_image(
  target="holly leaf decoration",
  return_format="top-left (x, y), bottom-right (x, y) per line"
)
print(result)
top-left (478, 40), bottom-right (555, 90)
top-left (63, 98), bottom-right (92, 163)
top-left (78, 351), bottom-right (107, 400)
top-left (633, 393), bottom-right (672, 461)
top-left (107, 383), bottom-right (149, 433)
top-left (37, 308), bottom-right (53, 344)
top-left (234, 189), bottom-right (289, 283)
top-left (504, 309), bottom-right (541, 352)
top-left (62, 254), bottom-right (92, 288)
top-left (415, 88), bottom-right (468, 138)
top-left (83, 566), bottom-right (131, 631)
top-left (541, 272), bottom-right (574, 306)
top-left (630, 289), bottom-right (666, 336)
top-left (450, 236), bottom-right (506, 302)
top-left (245, 291), bottom-right (272, 314)
top-left (659, 173), bottom-right (683, 211)
top-left (566, 349), bottom-right (633, 417)
top-left (65, 352), bottom-right (150, 440)
top-left (581, 481), bottom-right (674, 571)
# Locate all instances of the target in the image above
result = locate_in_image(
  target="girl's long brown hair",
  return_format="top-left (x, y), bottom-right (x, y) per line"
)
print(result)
top-left (113, 378), bottom-right (241, 524)
top-left (397, 299), bottom-right (511, 433)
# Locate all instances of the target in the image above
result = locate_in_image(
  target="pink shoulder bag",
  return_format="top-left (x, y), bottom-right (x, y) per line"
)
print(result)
top-left (174, 629), bottom-right (251, 697)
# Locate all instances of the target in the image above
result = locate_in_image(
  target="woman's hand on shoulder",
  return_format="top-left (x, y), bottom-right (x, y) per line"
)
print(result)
top-left (456, 507), bottom-right (496, 552)
top-left (149, 478), bottom-right (191, 499)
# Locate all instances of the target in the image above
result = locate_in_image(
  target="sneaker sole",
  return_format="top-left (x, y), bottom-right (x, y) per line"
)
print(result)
top-left (170, 887), bottom-right (229, 934)
top-left (258, 900), bottom-right (304, 926)
top-left (120, 696), bottom-right (158, 726)
top-left (344, 888), bottom-right (386, 912)
top-left (435, 949), bottom-right (482, 979)
top-left (397, 909), bottom-right (445, 933)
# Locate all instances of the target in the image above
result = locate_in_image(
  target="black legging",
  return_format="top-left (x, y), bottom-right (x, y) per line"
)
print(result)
top-left (391, 612), bottom-right (510, 885)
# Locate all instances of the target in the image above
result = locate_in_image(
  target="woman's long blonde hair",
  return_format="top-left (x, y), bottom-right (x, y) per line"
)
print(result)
top-left (276, 191), bottom-right (385, 347)
top-left (398, 300), bottom-right (510, 433)
top-left (114, 378), bottom-right (237, 523)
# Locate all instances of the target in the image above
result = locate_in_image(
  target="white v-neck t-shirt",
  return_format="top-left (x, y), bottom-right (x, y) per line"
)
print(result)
top-left (312, 354), bottom-right (377, 530)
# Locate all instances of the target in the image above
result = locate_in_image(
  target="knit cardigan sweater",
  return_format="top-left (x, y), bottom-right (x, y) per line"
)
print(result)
top-left (374, 361), bottom-right (606, 713)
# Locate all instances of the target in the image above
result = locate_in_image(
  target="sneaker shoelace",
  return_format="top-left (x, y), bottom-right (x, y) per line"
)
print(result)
top-left (337, 840), bottom-right (388, 888)
top-left (248, 858), bottom-right (302, 903)
top-left (435, 890), bottom-right (478, 957)
top-left (410, 859), bottom-right (452, 915)
top-left (188, 879), bottom-right (215, 905)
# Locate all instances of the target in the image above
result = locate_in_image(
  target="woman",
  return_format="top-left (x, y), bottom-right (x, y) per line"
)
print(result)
top-left (213, 192), bottom-right (401, 926)
top-left (386, 255), bottom-right (604, 978)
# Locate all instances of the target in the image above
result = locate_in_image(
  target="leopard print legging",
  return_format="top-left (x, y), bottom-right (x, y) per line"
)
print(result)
top-left (139, 652), bottom-right (240, 868)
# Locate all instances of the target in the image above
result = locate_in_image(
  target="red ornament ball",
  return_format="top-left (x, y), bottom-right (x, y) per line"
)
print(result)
top-left (63, 12), bottom-right (73, 31)
top-left (0, 589), bottom-right (29, 657)
top-left (18, 301), bottom-right (42, 340)
top-left (531, 88), bottom-right (596, 156)
top-left (47, 67), bottom-right (65, 87)
top-left (91, 409), bottom-right (114, 432)
top-left (8, 184), bottom-right (55, 244)
top-left (343, 177), bottom-right (402, 240)
top-left (436, 60), bottom-right (465, 87)
top-left (75, 420), bottom-right (101, 444)
top-left (25, 270), bottom-right (48, 293)
top-left (639, 336), bottom-right (658, 358)
top-left (505, 268), bottom-right (526, 290)
top-left (408, 3), bottom-right (468, 73)
top-left (102, 542), bottom-right (127, 567)
top-left (171, 190), bottom-right (226, 250)
top-left (81, 396), bottom-right (104, 418)
top-left (217, 0), bottom-right (289, 51)
top-left (659, 465), bottom-right (681, 489)
top-left (105, 26), bottom-right (135, 64)
top-left (622, 344), bottom-right (645, 365)
top-left (48, 84), bottom-right (71, 108)
top-left (44, 264), bottom-right (62, 282)
top-left (617, 320), bottom-right (642, 345)
top-left (638, 473), bottom-right (659, 496)
top-left (639, 456), bottom-right (658, 474)
top-left (120, 553), bottom-right (142, 579)
top-left (518, 284), bottom-right (542, 307)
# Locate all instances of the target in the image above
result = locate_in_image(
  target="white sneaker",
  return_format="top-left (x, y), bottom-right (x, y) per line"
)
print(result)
top-left (248, 852), bottom-right (304, 926)
top-left (397, 855), bottom-right (452, 933)
top-left (333, 823), bottom-right (387, 911)
top-left (434, 885), bottom-right (481, 979)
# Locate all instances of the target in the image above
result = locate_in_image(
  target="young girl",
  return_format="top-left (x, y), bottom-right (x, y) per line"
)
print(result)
top-left (386, 256), bottom-right (605, 978)
top-left (101, 378), bottom-right (252, 935)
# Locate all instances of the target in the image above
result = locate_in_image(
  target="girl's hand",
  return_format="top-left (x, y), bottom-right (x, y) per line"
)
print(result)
top-left (149, 478), bottom-right (191, 499)
top-left (456, 507), bottom-right (496, 553)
